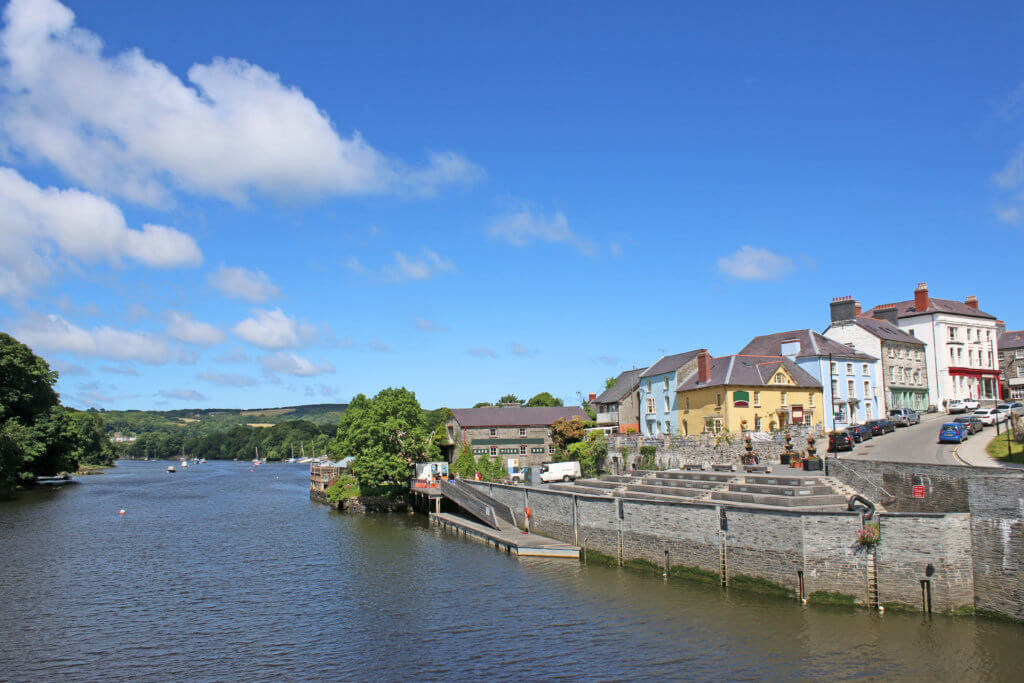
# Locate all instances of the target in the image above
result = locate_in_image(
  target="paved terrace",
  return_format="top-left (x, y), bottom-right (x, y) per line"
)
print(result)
top-left (548, 469), bottom-right (862, 512)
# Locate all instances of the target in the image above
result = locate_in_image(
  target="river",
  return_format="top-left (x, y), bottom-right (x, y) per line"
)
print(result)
top-left (0, 460), bottom-right (1020, 681)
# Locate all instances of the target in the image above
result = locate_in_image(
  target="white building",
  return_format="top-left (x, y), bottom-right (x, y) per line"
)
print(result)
top-left (863, 283), bottom-right (1002, 406)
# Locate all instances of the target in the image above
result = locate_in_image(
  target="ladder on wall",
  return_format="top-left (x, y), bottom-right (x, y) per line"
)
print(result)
top-left (867, 549), bottom-right (879, 609)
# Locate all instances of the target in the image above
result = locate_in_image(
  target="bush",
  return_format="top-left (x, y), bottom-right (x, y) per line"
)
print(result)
top-left (639, 445), bottom-right (657, 470)
top-left (453, 444), bottom-right (476, 478)
top-left (568, 433), bottom-right (608, 477)
top-left (326, 474), bottom-right (360, 502)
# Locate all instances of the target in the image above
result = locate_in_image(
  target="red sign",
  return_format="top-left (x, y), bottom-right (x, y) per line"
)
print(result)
top-left (912, 485), bottom-right (925, 498)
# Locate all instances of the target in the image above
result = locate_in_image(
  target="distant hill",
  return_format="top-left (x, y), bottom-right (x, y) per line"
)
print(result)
top-left (99, 403), bottom-right (349, 436)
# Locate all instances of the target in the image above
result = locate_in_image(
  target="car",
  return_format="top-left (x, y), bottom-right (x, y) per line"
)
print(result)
top-left (939, 423), bottom-right (968, 444)
top-left (972, 408), bottom-right (1005, 426)
top-left (866, 419), bottom-right (895, 435)
top-left (845, 424), bottom-right (873, 443)
top-left (1004, 401), bottom-right (1024, 416)
top-left (888, 409), bottom-right (921, 426)
top-left (878, 419), bottom-right (896, 433)
top-left (828, 431), bottom-right (854, 452)
top-left (952, 416), bottom-right (983, 435)
top-left (961, 399), bottom-right (981, 412)
top-left (948, 399), bottom-right (967, 414)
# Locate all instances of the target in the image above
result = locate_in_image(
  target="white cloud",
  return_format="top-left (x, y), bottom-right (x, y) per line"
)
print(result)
top-left (214, 347), bottom-right (249, 363)
top-left (51, 359), bottom-right (89, 376)
top-left (0, 0), bottom-right (481, 205)
top-left (468, 347), bottom-right (498, 358)
top-left (258, 351), bottom-right (334, 377)
top-left (0, 167), bottom-right (201, 297)
top-left (232, 307), bottom-right (317, 349)
top-left (100, 365), bottom-right (139, 376)
top-left (415, 316), bottom-right (446, 332)
top-left (13, 313), bottom-right (192, 363)
top-left (198, 372), bottom-right (258, 387)
top-left (155, 388), bottom-right (205, 401)
top-left (165, 311), bottom-right (225, 346)
top-left (346, 249), bottom-right (456, 282)
top-left (487, 209), bottom-right (596, 255)
top-left (511, 343), bottom-right (533, 357)
top-left (369, 338), bottom-right (390, 352)
top-left (208, 266), bottom-right (280, 302)
top-left (993, 147), bottom-right (1024, 224)
top-left (717, 246), bottom-right (794, 281)
top-left (305, 383), bottom-right (337, 397)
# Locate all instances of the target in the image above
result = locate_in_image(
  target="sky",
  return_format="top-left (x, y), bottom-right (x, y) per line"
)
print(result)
top-left (1, 0), bottom-right (1023, 411)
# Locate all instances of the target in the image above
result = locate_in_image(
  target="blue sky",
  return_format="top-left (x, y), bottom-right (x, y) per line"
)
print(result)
top-left (1, 0), bottom-right (1023, 411)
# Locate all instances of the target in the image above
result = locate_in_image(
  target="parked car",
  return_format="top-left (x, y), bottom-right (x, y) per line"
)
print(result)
top-left (539, 460), bottom-right (582, 483)
top-left (961, 399), bottom-right (981, 412)
top-left (972, 408), bottom-right (1005, 426)
top-left (878, 419), bottom-right (896, 433)
top-left (828, 431), bottom-right (854, 452)
top-left (948, 399), bottom-right (967, 414)
top-left (888, 409), bottom-right (921, 426)
top-left (938, 423), bottom-right (969, 444)
top-left (1003, 401), bottom-right (1024, 416)
top-left (866, 419), bottom-right (895, 435)
top-left (952, 416), bottom-right (983, 435)
top-left (845, 424), bottom-right (872, 443)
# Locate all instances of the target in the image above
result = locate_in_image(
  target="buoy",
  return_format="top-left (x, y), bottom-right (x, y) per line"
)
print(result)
top-left (119, 509), bottom-right (126, 515)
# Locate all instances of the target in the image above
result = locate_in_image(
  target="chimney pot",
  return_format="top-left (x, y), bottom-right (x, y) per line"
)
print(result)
top-left (965, 295), bottom-right (978, 310)
top-left (588, 392), bottom-right (596, 402)
top-left (854, 300), bottom-right (862, 316)
top-left (914, 282), bottom-right (930, 312)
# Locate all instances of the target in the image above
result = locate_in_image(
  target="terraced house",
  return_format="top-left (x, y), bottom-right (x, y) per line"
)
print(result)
top-left (998, 325), bottom-right (1024, 401)
top-left (446, 406), bottom-right (589, 466)
top-left (637, 350), bottom-right (704, 437)
top-left (590, 367), bottom-right (647, 434)
top-left (676, 350), bottom-right (823, 434)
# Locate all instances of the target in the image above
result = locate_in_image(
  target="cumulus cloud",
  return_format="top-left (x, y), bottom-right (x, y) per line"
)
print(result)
top-left (415, 316), bottom-right (446, 332)
top-left (348, 249), bottom-right (456, 283)
top-left (0, 0), bottom-right (481, 205)
top-left (198, 371), bottom-right (258, 387)
top-left (51, 359), bottom-right (89, 376)
top-left (258, 351), bottom-right (334, 377)
top-left (487, 209), bottom-right (596, 255)
top-left (0, 167), bottom-right (201, 297)
top-left (232, 307), bottom-right (317, 349)
top-left (13, 313), bottom-right (192, 363)
top-left (155, 388), bottom-right (205, 401)
top-left (468, 347), bottom-right (498, 358)
top-left (214, 347), bottom-right (250, 363)
top-left (717, 246), bottom-right (794, 281)
top-left (165, 311), bottom-right (225, 346)
top-left (208, 266), bottom-right (280, 302)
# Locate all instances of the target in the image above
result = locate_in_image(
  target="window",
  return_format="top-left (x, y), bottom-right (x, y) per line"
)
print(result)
top-left (519, 427), bottom-right (526, 437)
top-left (949, 348), bottom-right (955, 363)
top-left (968, 350), bottom-right (974, 366)
top-left (646, 397), bottom-right (655, 414)
top-left (684, 396), bottom-right (690, 410)
top-left (520, 445), bottom-right (527, 455)
top-left (646, 380), bottom-right (651, 392)
top-left (831, 361), bottom-right (838, 374)
top-left (774, 373), bottom-right (786, 384)
top-left (664, 396), bottom-right (670, 412)
top-left (1018, 367), bottom-right (1024, 379)
top-left (715, 393), bottom-right (722, 408)
top-left (490, 446), bottom-right (496, 457)
top-left (987, 351), bottom-right (993, 367)
top-left (987, 330), bottom-right (992, 341)
top-left (848, 380), bottom-right (855, 396)
top-left (846, 363), bottom-right (853, 374)
top-left (489, 428), bottom-right (496, 437)
top-left (948, 326), bottom-right (958, 340)
top-left (664, 423), bottom-right (672, 436)
top-left (1017, 350), bottom-right (1024, 359)
top-left (834, 403), bottom-right (847, 422)
top-left (890, 367), bottom-right (896, 382)
top-left (707, 417), bottom-right (722, 435)
top-left (781, 392), bottom-right (787, 406)
top-left (753, 391), bottom-right (761, 407)
top-left (888, 347), bottom-right (895, 358)
top-left (966, 328), bottom-right (972, 341)
top-left (864, 381), bottom-right (870, 397)
top-left (754, 415), bottom-right (761, 431)
top-left (548, 445), bottom-right (555, 454)
top-left (862, 364), bottom-right (869, 375)
top-left (808, 393), bottom-right (814, 407)
top-left (957, 348), bottom-right (963, 362)
top-left (831, 379), bottom-right (838, 395)
top-left (664, 377), bottom-right (669, 391)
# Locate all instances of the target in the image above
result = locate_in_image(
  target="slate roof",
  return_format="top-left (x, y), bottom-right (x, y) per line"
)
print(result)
top-left (999, 330), bottom-right (1024, 351)
top-left (864, 298), bottom-right (996, 321)
top-left (638, 350), bottom-right (703, 378)
top-left (738, 329), bottom-right (876, 362)
top-left (450, 406), bottom-right (588, 428)
top-left (592, 367), bottom-right (647, 405)
top-left (676, 355), bottom-right (822, 391)
top-left (850, 316), bottom-right (924, 345)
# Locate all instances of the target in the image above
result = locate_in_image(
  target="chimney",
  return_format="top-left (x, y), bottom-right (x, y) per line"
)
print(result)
top-left (829, 295), bottom-right (857, 322)
top-left (874, 303), bottom-right (899, 326)
top-left (914, 282), bottom-right (929, 312)
top-left (965, 295), bottom-right (978, 310)
top-left (697, 349), bottom-right (711, 384)
top-left (588, 392), bottom-right (596, 402)
top-left (854, 300), bottom-right (862, 316)
top-left (997, 320), bottom-right (1006, 335)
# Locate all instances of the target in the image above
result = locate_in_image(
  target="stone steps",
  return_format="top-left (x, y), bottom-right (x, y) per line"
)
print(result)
top-left (710, 491), bottom-right (848, 508)
top-left (726, 483), bottom-right (836, 497)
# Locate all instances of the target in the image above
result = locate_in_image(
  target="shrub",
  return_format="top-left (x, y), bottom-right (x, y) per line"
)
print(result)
top-left (453, 444), bottom-right (476, 478)
top-left (856, 522), bottom-right (881, 547)
top-left (639, 445), bottom-right (657, 470)
top-left (326, 474), bottom-right (360, 502)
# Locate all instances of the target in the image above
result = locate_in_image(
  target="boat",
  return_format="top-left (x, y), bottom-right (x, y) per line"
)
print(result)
top-left (181, 460), bottom-right (189, 469)
top-left (199, 458), bottom-right (207, 464)
top-left (167, 466), bottom-right (176, 473)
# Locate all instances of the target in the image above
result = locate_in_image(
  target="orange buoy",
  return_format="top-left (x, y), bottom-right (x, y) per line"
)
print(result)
top-left (118, 509), bottom-right (126, 515)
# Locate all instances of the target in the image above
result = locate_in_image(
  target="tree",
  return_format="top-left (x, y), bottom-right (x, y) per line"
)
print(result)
top-left (526, 392), bottom-right (563, 407)
top-left (68, 411), bottom-right (116, 466)
top-left (472, 402), bottom-right (492, 408)
top-left (567, 433), bottom-right (608, 477)
top-left (605, 377), bottom-right (617, 390)
top-left (453, 443), bottom-right (476, 477)
top-left (497, 394), bottom-right (521, 405)
top-left (550, 416), bottom-right (588, 451)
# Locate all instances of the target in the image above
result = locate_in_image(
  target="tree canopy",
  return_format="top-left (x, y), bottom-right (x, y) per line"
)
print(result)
top-left (525, 392), bottom-right (563, 407)
top-left (497, 394), bottom-right (521, 405)
top-left (605, 377), bottom-right (617, 390)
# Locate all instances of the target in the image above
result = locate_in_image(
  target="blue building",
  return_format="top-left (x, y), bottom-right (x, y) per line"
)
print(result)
top-left (636, 349), bottom-right (704, 437)
top-left (738, 330), bottom-right (879, 430)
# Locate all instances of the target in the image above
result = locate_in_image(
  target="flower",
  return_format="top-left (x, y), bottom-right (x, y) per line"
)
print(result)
top-left (856, 524), bottom-right (881, 547)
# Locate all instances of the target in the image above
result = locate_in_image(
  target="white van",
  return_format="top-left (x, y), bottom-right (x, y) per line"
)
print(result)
top-left (539, 461), bottom-right (582, 483)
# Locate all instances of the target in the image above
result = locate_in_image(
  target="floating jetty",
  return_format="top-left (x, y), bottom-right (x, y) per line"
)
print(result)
top-left (430, 511), bottom-right (580, 558)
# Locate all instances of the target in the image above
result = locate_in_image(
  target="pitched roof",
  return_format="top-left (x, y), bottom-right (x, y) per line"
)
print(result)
top-left (738, 329), bottom-right (876, 362)
top-left (999, 330), bottom-right (1024, 351)
top-left (450, 406), bottom-right (588, 428)
top-left (676, 355), bottom-right (821, 391)
top-left (639, 350), bottom-right (703, 378)
top-left (592, 367), bottom-right (647, 405)
top-left (864, 298), bottom-right (996, 321)
top-left (850, 316), bottom-right (925, 345)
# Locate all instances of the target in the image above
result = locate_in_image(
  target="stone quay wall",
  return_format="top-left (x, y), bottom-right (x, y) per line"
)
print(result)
top-left (469, 481), bottom-right (976, 615)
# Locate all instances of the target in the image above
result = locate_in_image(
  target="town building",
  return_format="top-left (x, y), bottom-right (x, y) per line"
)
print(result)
top-left (738, 329), bottom-right (879, 430)
top-left (824, 297), bottom-right (930, 413)
top-left (863, 283), bottom-right (1001, 405)
top-left (676, 349), bottom-right (823, 434)
top-left (637, 350), bottom-right (704, 437)
top-left (445, 406), bottom-right (590, 465)
top-left (590, 367), bottom-right (647, 434)
top-left (997, 324), bottom-right (1024, 401)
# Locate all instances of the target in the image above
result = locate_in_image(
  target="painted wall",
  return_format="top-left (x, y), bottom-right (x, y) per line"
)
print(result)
top-left (637, 359), bottom-right (698, 437)
top-left (678, 384), bottom-right (823, 435)
top-left (899, 314), bottom-right (1001, 404)
top-left (797, 356), bottom-right (880, 429)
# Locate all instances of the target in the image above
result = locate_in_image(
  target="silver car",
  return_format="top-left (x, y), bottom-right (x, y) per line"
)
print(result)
top-left (888, 409), bottom-right (920, 426)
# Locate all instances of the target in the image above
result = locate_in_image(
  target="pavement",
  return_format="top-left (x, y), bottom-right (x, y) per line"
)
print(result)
top-left (838, 411), bottom-right (1004, 468)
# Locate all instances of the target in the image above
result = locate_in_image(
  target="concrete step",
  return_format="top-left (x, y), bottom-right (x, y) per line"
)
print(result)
top-left (745, 475), bottom-right (823, 487)
top-left (726, 482), bottom-right (836, 497)
top-left (710, 491), bottom-right (848, 508)
top-left (653, 471), bottom-right (737, 483)
top-left (624, 483), bottom-right (714, 499)
top-left (640, 477), bottom-right (721, 491)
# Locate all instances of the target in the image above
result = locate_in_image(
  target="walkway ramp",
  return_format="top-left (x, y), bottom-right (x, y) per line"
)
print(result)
top-left (439, 479), bottom-right (517, 531)
top-left (431, 512), bottom-right (579, 558)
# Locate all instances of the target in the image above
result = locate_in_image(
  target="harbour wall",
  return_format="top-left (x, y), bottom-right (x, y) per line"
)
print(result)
top-left (467, 481), bottom-right (977, 615)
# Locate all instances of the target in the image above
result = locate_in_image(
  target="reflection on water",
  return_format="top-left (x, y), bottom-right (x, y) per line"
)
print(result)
top-left (0, 460), bottom-right (1020, 681)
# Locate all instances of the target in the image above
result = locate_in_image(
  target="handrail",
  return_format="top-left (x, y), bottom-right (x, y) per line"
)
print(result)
top-left (828, 458), bottom-right (893, 502)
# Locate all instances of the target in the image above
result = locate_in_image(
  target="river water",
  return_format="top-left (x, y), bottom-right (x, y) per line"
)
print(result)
top-left (1, 460), bottom-right (1021, 681)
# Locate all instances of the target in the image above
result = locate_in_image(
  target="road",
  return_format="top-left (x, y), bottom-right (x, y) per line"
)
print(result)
top-left (838, 411), bottom-right (1003, 468)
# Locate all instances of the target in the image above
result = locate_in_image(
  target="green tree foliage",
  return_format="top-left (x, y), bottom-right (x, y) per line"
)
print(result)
top-left (566, 433), bottom-right (608, 477)
top-left (125, 419), bottom-right (333, 461)
top-left (604, 377), bottom-right (617, 390)
top-left (334, 387), bottom-right (436, 494)
top-left (550, 416), bottom-right (589, 451)
top-left (325, 474), bottom-right (360, 502)
top-left (525, 392), bottom-right (563, 407)
top-left (475, 454), bottom-right (506, 481)
top-left (639, 445), bottom-right (658, 470)
top-left (68, 411), bottom-right (117, 466)
top-left (472, 402), bottom-right (492, 408)
top-left (497, 394), bottom-right (521, 405)
top-left (453, 443), bottom-right (477, 477)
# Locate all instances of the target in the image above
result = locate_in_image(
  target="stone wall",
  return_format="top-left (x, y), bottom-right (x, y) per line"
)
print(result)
top-left (468, 481), bottom-right (977, 614)
top-left (966, 476), bottom-right (1024, 620)
top-left (608, 427), bottom-right (821, 471)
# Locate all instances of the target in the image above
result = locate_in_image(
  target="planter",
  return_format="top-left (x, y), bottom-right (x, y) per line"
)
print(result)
top-left (804, 458), bottom-right (823, 471)
top-left (779, 453), bottom-right (791, 465)
top-left (789, 459), bottom-right (803, 469)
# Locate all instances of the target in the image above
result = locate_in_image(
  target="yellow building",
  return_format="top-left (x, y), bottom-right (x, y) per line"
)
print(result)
top-left (676, 352), bottom-right (824, 435)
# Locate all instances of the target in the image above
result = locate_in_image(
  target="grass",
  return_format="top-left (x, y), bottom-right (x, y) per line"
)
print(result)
top-left (76, 462), bottom-right (113, 475)
top-left (669, 564), bottom-right (721, 586)
top-left (728, 574), bottom-right (793, 597)
top-left (807, 590), bottom-right (859, 607)
top-left (985, 434), bottom-right (1024, 464)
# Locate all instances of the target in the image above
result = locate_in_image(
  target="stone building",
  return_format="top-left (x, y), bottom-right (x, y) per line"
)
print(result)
top-left (590, 367), bottom-right (647, 434)
top-left (997, 325), bottom-right (1024, 401)
top-left (864, 283), bottom-right (1002, 405)
top-left (637, 350), bottom-right (705, 437)
top-left (824, 297), bottom-right (930, 412)
top-left (446, 406), bottom-right (590, 466)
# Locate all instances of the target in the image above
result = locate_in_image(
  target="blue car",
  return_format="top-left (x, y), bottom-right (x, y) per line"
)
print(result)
top-left (938, 423), bottom-right (968, 444)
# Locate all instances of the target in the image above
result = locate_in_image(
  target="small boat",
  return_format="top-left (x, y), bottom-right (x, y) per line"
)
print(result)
top-left (199, 458), bottom-right (207, 464)
top-left (181, 460), bottom-right (189, 469)
top-left (167, 466), bottom-right (176, 473)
